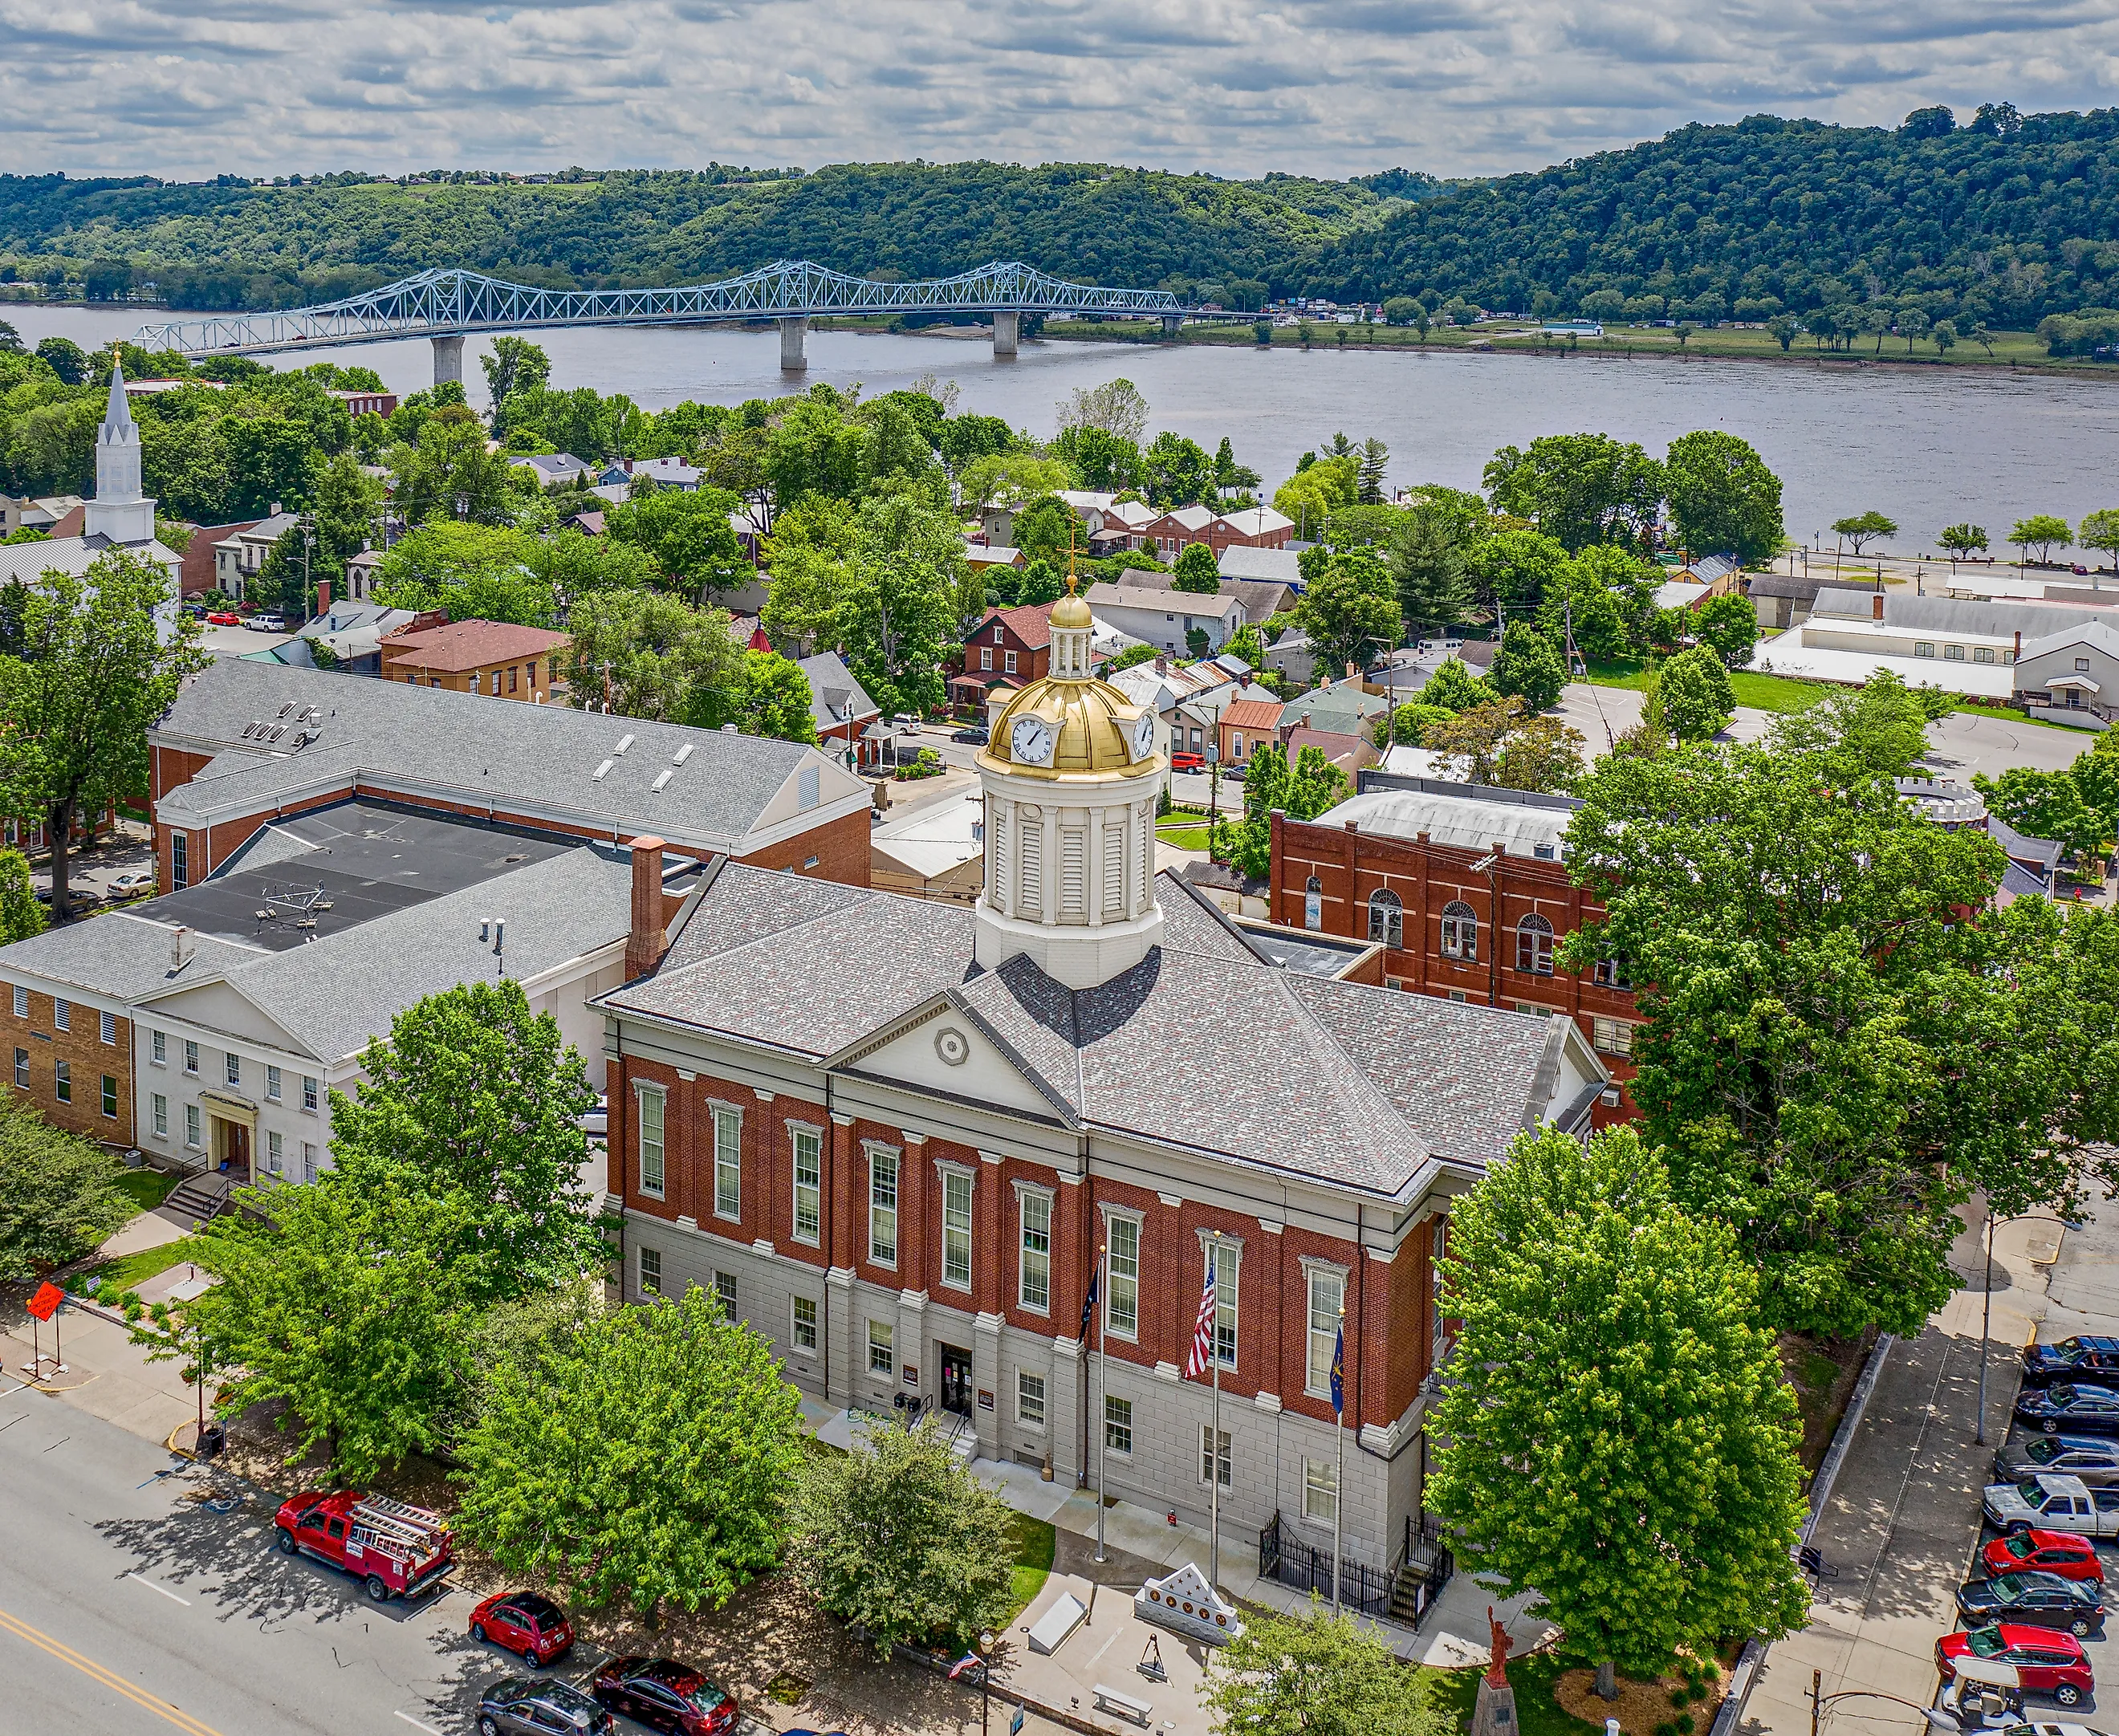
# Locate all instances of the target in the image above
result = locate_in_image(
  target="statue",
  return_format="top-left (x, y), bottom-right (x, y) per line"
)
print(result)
top-left (1487, 1606), bottom-right (1513, 1688)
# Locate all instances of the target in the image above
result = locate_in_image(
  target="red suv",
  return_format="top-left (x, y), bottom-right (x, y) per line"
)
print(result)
top-left (1938, 1624), bottom-right (2094, 1706)
top-left (588, 1658), bottom-right (738, 1734)
top-left (469, 1590), bottom-right (575, 1667)
top-left (1983, 1530), bottom-right (2106, 1584)
top-left (1169, 752), bottom-right (1205, 772)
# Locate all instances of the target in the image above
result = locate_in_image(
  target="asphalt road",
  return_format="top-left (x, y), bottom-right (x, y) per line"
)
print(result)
top-left (0, 1386), bottom-right (523, 1736)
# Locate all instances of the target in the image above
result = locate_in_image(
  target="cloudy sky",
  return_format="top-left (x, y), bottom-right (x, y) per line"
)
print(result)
top-left (6, 0), bottom-right (2118, 181)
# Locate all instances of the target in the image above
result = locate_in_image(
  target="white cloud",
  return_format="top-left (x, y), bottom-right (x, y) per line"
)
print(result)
top-left (1, 0), bottom-right (2115, 177)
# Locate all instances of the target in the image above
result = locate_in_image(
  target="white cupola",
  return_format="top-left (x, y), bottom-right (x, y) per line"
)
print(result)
top-left (83, 354), bottom-right (157, 547)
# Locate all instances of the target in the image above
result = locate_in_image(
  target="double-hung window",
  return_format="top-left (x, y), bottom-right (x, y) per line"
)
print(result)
top-left (638, 1246), bottom-right (661, 1295)
top-left (637, 1086), bottom-right (665, 1197)
top-left (942, 1169), bottom-right (973, 1290)
top-left (54, 1060), bottom-right (69, 1103)
top-left (868, 1319), bottom-right (894, 1376)
top-left (266, 1065), bottom-right (282, 1101)
top-left (1202, 1425), bottom-right (1232, 1488)
top-left (791, 1295), bottom-right (818, 1351)
top-left (1306, 1266), bottom-right (1346, 1397)
top-left (267, 1130), bottom-right (283, 1174)
top-left (226, 1051), bottom-right (242, 1088)
top-left (712, 1106), bottom-right (742, 1220)
top-left (183, 1040), bottom-right (199, 1076)
top-left (1211, 1241), bottom-right (1239, 1368)
top-left (1304, 1457), bottom-right (1339, 1523)
top-left (1104, 1394), bottom-right (1133, 1454)
top-left (1019, 1189), bottom-right (1051, 1312)
top-left (185, 1103), bottom-right (201, 1149)
top-left (151, 1030), bottom-right (165, 1066)
top-left (100, 1074), bottom-right (116, 1119)
top-left (301, 1075), bottom-right (318, 1112)
top-left (152, 1093), bottom-right (167, 1136)
top-left (791, 1129), bottom-right (822, 1245)
top-left (1106, 1216), bottom-right (1140, 1339)
top-left (868, 1149), bottom-right (898, 1266)
top-left (1018, 1370), bottom-right (1046, 1427)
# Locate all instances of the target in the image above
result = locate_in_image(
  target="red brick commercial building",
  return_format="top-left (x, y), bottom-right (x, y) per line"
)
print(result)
top-left (1271, 772), bottom-right (1639, 1122)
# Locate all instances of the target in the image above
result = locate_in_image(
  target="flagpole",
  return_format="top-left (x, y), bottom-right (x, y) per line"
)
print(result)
top-left (1332, 1303), bottom-right (1345, 1616)
top-left (1095, 1238), bottom-right (1108, 1566)
top-left (1210, 1286), bottom-right (1222, 1596)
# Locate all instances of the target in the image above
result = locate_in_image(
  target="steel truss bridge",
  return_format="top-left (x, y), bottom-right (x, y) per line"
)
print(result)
top-left (135, 259), bottom-right (1193, 372)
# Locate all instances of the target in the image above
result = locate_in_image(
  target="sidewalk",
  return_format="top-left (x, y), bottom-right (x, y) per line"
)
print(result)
top-left (1741, 1209), bottom-right (2073, 1736)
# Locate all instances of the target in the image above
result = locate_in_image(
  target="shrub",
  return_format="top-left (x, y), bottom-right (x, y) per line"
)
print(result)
top-left (1677, 1715), bottom-right (1695, 1734)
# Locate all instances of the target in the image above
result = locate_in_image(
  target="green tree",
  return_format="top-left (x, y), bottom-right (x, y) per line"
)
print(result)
top-left (1389, 500), bottom-right (1470, 634)
top-left (1831, 510), bottom-right (1897, 555)
top-left (482, 337), bottom-right (552, 430)
top-left (1429, 1124), bottom-right (1809, 1698)
top-left (1381, 297), bottom-right (1421, 327)
top-left (1694, 592), bottom-right (1761, 667)
top-left (605, 487), bottom-right (752, 603)
top-left (390, 408), bottom-right (514, 526)
top-left (2078, 510), bottom-right (2119, 573)
top-left (1767, 669), bottom-right (1943, 780)
top-left (1202, 1604), bottom-right (1445, 1736)
top-left (1291, 551), bottom-right (1398, 680)
top-left (456, 1283), bottom-right (803, 1624)
top-left (1172, 542), bottom-right (1222, 594)
top-left (1975, 766), bottom-right (2103, 861)
top-left (0, 549), bottom-right (204, 921)
top-left (1141, 431), bottom-right (1215, 509)
top-left (311, 449), bottom-right (384, 587)
top-left (1898, 307), bottom-right (1930, 352)
top-left (562, 587), bottom-right (741, 722)
top-left (1356, 437), bottom-right (1389, 505)
top-left (1418, 657), bottom-right (1500, 713)
top-left (728, 650), bottom-right (819, 744)
top-left (188, 1174), bottom-right (479, 1479)
top-left (1483, 433), bottom-right (1663, 552)
top-left (1657, 646), bottom-right (1735, 740)
top-left (1466, 526), bottom-right (1569, 615)
top-left (790, 1416), bottom-right (1018, 1655)
top-left (371, 522), bottom-right (556, 627)
top-left (1370, 701), bottom-right (1453, 751)
top-left (1663, 431), bottom-right (1784, 567)
top-left (1767, 315), bottom-right (1800, 351)
top-left (0, 847), bottom-right (43, 943)
top-left (325, 979), bottom-right (602, 1303)
top-left (35, 336), bottom-right (88, 384)
top-left (1221, 744), bottom-right (1347, 879)
top-left (1488, 620), bottom-right (1567, 711)
top-left (1939, 522), bottom-right (1990, 563)
top-left (840, 491), bottom-right (967, 717)
top-left (2011, 514), bottom-right (2073, 565)
top-left (0, 1099), bottom-right (137, 1281)
top-left (1932, 319), bottom-right (1958, 356)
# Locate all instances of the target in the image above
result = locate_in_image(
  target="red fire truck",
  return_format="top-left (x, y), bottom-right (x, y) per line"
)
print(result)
top-left (273, 1490), bottom-right (454, 1602)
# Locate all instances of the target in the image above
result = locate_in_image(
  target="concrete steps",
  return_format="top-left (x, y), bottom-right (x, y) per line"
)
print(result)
top-left (164, 1172), bottom-right (234, 1226)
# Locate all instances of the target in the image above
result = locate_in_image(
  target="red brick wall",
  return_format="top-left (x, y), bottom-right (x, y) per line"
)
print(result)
top-left (735, 807), bottom-right (871, 887)
top-left (1273, 810), bottom-right (1637, 1121)
top-left (0, 991), bottom-right (131, 1142)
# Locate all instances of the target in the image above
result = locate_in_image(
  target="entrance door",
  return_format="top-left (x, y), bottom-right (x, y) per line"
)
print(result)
top-left (222, 1121), bottom-right (251, 1181)
top-left (938, 1344), bottom-right (973, 1417)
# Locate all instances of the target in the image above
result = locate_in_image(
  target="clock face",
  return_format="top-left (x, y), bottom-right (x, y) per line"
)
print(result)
top-left (1011, 715), bottom-right (1055, 765)
top-left (1131, 711), bottom-right (1157, 762)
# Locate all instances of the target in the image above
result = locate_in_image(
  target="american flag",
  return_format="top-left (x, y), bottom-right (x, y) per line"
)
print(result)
top-left (1184, 1257), bottom-right (1217, 1380)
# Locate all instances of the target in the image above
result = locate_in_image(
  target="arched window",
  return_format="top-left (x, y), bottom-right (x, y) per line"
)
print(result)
top-left (1440, 900), bottom-right (1477, 961)
top-left (1304, 876), bottom-right (1323, 932)
top-left (1367, 888), bottom-right (1403, 949)
top-left (1516, 913), bottom-right (1555, 975)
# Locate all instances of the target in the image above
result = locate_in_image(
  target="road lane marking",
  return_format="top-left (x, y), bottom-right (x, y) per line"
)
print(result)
top-left (394, 1713), bottom-right (443, 1734)
top-left (125, 1572), bottom-right (192, 1606)
top-left (0, 1604), bottom-right (226, 1736)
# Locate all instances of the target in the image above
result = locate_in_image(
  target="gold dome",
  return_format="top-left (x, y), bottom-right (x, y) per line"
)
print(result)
top-left (1050, 587), bottom-right (1093, 630)
top-left (980, 675), bottom-right (1155, 779)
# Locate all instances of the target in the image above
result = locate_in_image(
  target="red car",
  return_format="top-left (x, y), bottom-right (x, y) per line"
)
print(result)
top-left (469, 1589), bottom-right (574, 1667)
top-left (1169, 752), bottom-right (1205, 772)
top-left (205, 611), bottom-right (241, 626)
top-left (1984, 1530), bottom-right (2107, 1584)
top-left (1938, 1624), bottom-right (2094, 1706)
top-left (588, 1657), bottom-right (738, 1735)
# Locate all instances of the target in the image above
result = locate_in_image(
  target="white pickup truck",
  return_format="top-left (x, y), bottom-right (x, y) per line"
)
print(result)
top-left (1984, 1472), bottom-right (2119, 1538)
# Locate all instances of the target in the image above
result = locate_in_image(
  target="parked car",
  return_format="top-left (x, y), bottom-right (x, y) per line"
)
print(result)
top-left (205, 611), bottom-right (241, 626)
top-left (1957, 1572), bottom-right (2106, 1638)
top-left (243, 613), bottom-right (289, 633)
top-left (950, 726), bottom-right (989, 745)
top-left (106, 870), bottom-right (156, 897)
top-left (1984, 1531), bottom-right (2106, 1584)
top-left (2019, 1385), bottom-right (2119, 1437)
top-left (1170, 751), bottom-right (1206, 772)
top-left (2023, 1338), bottom-right (2119, 1390)
top-left (469, 1590), bottom-right (575, 1667)
top-left (588, 1658), bottom-right (738, 1735)
top-left (1986, 1474), bottom-right (2119, 1539)
top-left (1997, 1437), bottom-right (2119, 1490)
top-left (1938, 1626), bottom-right (2095, 1706)
top-left (477, 1677), bottom-right (613, 1736)
top-left (272, 1490), bottom-right (453, 1600)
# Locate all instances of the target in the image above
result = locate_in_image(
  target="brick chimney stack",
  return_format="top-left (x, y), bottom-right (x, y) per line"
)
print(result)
top-left (1872, 592), bottom-right (1885, 622)
top-left (625, 835), bottom-right (667, 981)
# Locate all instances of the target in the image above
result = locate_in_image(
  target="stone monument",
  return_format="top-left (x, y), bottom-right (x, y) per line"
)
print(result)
top-left (1469, 1608), bottom-right (1518, 1736)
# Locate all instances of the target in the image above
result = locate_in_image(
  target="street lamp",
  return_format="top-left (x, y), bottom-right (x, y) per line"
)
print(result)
top-left (1811, 1671), bottom-right (1962, 1736)
top-left (978, 1629), bottom-right (995, 1736)
top-left (1976, 1209), bottom-right (2076, 1445)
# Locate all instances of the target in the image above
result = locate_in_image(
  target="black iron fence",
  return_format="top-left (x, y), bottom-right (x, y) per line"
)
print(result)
top-left (1389, 1512), bottom-right (1455, 1628)
top-left (1257, 1511), bottom-right (1394, 1616)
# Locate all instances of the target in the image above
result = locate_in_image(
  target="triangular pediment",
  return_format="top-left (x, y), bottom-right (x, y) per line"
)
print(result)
top-left (828, 992), bottom-right (1075, 1123)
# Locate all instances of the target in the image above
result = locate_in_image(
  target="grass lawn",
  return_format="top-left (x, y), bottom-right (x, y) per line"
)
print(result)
top-left (113, 1169), bottom-right (179, 1214)
top-left (1579, 658), bottom-right (1834, 716)
top-left (77, 1233), bottom-right (214, 1295)
top-left (1003, 1513), bottom-right (1056, 1624)
top-left (1156, 825), bottom-right (1213, 849)
top-left (1419, 1653), bottom-right (1601, 1736)
top-left (1950, 701), bottom-right (2092, 732)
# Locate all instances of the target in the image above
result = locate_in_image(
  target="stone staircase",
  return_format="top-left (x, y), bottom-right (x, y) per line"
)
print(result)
top-left (164, 1170), bottom-right (234, 1226)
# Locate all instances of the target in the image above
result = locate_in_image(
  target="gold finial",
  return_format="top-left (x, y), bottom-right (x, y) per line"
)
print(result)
top-left (1064, 520), bottom-right (1081, 596)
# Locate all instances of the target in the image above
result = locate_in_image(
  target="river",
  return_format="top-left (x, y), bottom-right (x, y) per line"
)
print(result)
top-left (13, 303), bottom-right (2119, 554)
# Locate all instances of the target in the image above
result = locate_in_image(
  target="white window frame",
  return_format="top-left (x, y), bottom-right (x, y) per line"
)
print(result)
top-left (301, 1074), bottom-right (318, 1112)
top-left (711, 1104), bottom-right (742, 1221)
top-left (1592, 1016), bottom-right (1634, 1058)
top-left (152, 1029), bottom-right (165, 1066)
top-left (638, 1245), bottom-right (662, 1295)
top-left (10, 985), bottom-right (23, 1018)
top-left (266, 1064), bottom-right (282, 1101)
top-left (1104, 1210), bottom-right (1141, 1341)
top-left (266, 1129), bottom-right (283, 1174)
top-left (302, 1142), bottom-right (319, 1184)
top-left (1017, 1184), bottom-right (1053, 1314)
top-left (1104, 1393), bottom-right (1133, 1456)
top-left (100, 1009), bottom-right (117, 1046)
top-left (183, 1039), bottom-right (198, 1075)
top-left (1017, 1369), bottom-right (1046, 1429)
top-left (940, 1164), bottom-right (974, 1291)
top-left (636, 1084), bottom-right (666, 1198)
top-left (225, 1051), bottom-right (241, 1088)
top-left (52, 998), bottom-right (67, 1033)
top-left (185, 1103), bottom-right (201, 1149)
top-left (1304, 1262), bottom-right (1346, 1398)
top-left (791, 1294), bottom-right (819, 1351)
top-left (868, 1145), bottom-right (899, 1267)
top-left (1441, 900), bottom-right (1478, 961)
top-left (1201, 1423), bottom-right (1232, 1489)
top-left (1304, 1456), bottom-right (1339, 1524)
top-left (868, 1318), bottom-right (894, 1376)
top-left (714, 1270), bottom-right (738, 1318)
top-left (1207, 1237), bottom-right (1240, 1369)
top-left (791, 1126), bottom-right (823, 1246)
top-left (152, 1092), bottom-right (167, 1138)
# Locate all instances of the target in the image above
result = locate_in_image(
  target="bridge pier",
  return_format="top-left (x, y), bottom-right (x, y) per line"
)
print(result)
top-left (1160, 315), bottom-right (1183, 342)
top-left (431, 333), bottom-right (466, 387)
top-left (993, 311), bottom-right (1019, 358)
top-left (779, 316), bottom-right (807, 371)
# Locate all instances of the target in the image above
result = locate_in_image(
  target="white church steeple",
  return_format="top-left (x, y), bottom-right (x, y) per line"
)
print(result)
top-left (83, 352), bottom-right (157, 546)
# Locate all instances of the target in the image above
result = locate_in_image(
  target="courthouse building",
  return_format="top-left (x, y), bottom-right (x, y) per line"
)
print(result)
top-left (596, 584), bottom-right (1608, 1597)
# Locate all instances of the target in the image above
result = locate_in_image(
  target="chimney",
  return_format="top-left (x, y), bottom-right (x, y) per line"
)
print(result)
top-left (1155, 656), bottom-right (1168, 676)
top-left (626, 835), bottom-right (667, 980)
top-left (316, 577), bottom-right (332, 616)
top-left (169, 925), bottom-right (193, 970)
top-left (1872, 592), bottom-right (1885, 622)
top-left (1346, 661), bottom-right (1357, 681)
top-left (2015, 629), bottom-right (2022, 658)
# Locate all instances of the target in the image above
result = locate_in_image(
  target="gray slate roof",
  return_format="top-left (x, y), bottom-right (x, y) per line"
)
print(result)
top-left (153, 657), bottom-right (852, 852)
top-left (2019, 620), bottom-right (2119, 663)
top-left (797, 650), bottom-right (878, 734)
top-left (1812, 586), bottom-right (2113, 640)
top-left (0, 912), bottom-right (255, 1004)
top-left (604, 865), bottom-right (1580, 1193)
